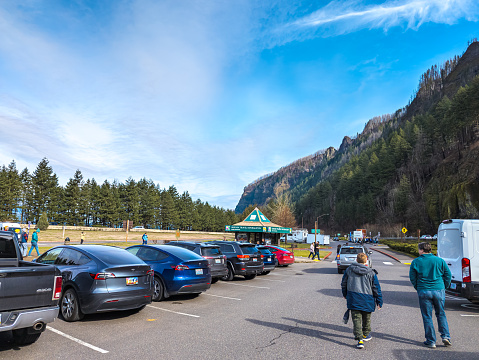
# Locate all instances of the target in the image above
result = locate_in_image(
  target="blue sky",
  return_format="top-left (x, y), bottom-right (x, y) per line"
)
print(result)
top-left (0, 0), bottom-right (478, 209)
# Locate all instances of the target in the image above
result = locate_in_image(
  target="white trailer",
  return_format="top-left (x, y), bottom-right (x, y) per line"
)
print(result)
top-left (286, 229), bottom-right (308, 243)
top-left (307, 234), bottom-right (330, 245)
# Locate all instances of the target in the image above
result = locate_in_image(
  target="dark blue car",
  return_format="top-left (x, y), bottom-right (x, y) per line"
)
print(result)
top-left (126, 245), bottom-right (211, 301)
top-left (256, 246), bottom-right (276, 275)
top-left (35, 245), bottom-right (153, 322)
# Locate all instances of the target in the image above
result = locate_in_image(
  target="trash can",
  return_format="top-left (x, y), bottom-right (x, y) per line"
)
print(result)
top-left (64, 237), bottom-right (70, 245)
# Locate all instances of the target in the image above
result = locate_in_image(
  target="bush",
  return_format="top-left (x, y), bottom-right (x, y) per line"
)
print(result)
top-left (380, 240), bottom-right (437, 256)
top-left (37, 213), bottom-right (49, 231)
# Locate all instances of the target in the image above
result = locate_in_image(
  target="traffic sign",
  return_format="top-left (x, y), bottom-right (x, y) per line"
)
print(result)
top-left (402, 227), bottom-right (408, 234)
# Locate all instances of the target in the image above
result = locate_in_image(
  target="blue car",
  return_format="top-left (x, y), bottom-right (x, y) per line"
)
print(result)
top-left (126, 245), bottom-right (211, 301)
top-left (256, 245), bottom-right (276, 275)
top-left (35, 245), bottom-right (153, 322)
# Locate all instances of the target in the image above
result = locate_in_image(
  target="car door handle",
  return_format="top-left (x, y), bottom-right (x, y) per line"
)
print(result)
top-left (447, 263), bottom-right (452, 266)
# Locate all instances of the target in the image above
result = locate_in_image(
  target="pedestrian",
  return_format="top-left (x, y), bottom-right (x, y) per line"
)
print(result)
top-left (28, 228), bottom-right (41, 256)
top-left (308, 242), bottom-right (314, 259)
top-left (337, 243), bottom-right (342, 254)
top-left (341, 252), bottom-right (383, 349)
top-left (20, 229), bottom-right (28, 257)
top-left (142, 232), bottom-right (148, 245)
top-left (312, 241), bottom-right (321, 261)
top-left (81, 231), bottom-right (85, 244)
top-left (409, 242), bottom-right (452, 348)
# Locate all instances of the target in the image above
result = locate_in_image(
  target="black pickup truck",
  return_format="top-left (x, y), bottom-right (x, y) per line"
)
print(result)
top-left (0, 230), bottom-right (62, 345)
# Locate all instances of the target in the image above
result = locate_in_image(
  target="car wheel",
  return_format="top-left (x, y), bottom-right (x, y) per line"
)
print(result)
top-left (338, 268), bottom-right (344, 274)
top-left (274, 259), bottom-right (279, 267)
top-left (221, 265), bottom-right (234, 281)
top-left (261, 271), bottom-right (270, 275)
top-left (12, 328), bottom-right (42, 345)
top-left (244, 274), bottom-right (256, 280)
top-left (61, 288), bottom-right (83, 322)
top-left (152, 276), bottom-right (165, 301)
top-left (211, 277), bottom-right (219, 284)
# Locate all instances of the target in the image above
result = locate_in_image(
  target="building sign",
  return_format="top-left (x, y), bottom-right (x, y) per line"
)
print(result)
top-left (225, 225), bottom-right (291, 234)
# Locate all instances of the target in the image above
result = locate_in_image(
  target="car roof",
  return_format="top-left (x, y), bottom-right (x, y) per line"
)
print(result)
top-left (169, 241), bottom-right (218, 248)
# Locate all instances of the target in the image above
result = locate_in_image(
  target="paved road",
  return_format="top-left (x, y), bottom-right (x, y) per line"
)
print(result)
top-left (2, 242), bottom-right (478, 359)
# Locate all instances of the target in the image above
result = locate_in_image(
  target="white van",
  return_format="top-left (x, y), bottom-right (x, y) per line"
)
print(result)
top-left (437, 219), bottom-right (479, 303)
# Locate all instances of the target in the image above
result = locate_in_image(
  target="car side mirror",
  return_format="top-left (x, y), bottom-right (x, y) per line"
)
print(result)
top-left (368, 251), bottom-right (373, 255)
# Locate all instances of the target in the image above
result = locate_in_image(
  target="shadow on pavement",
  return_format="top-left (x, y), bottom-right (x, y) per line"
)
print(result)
top-left (301, 267), bottom-right (338, 275)
top-left (316, 288), bottom-right (420, 308)
top-left (379, 279), bottom-right (412, 287)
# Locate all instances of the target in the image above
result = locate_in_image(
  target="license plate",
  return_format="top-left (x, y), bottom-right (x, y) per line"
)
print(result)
top-left (450, 283), bottom-right (457, 290)
top-left (196, 269), bottom-right (203, 275)
top-left (215, 259), bottom-right (221, 264)
top-left (126, 277), bottom-right (138, 285)
top-left (268, 257), bottom-right (271, 261)
top-left (253, 258), bottom-right (257, 262)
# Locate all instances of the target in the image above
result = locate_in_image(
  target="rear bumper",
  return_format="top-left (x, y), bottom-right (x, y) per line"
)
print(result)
top-left (278, 257), bottom-right (294, 265)
top-left (234, 264), bottom-right (264, 275)
top-left (446, 281), bottom-right (479, 301)
top-left (263, 264), bottom-right (276, 272)
top-left (211, 268), bottom-right (228, 278)
top-left (88, 294), bottom-right (152, 313)
top-left (173, 282), bottom-right (211, 295)
top-left (0, 306), bottom-right (58, 332)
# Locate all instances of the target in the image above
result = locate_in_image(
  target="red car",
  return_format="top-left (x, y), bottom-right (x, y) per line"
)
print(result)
top-left (264, 246), bottom-right (294, 266)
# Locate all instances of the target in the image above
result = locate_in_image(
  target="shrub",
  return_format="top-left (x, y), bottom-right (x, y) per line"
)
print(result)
top-left (37, 213), bottom-right (49, 231)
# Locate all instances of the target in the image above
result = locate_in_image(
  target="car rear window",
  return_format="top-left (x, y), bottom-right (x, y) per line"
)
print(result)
top-left (240, 245), bottom-right (260, 255)
top-left (340, 247), bottom-right (364, 254)
top-left (0, 237), bottom-right (17, 258)
top-left (93, 247), bottom-right (146, 265)
top-left (218, 244), bottom-right (236, 253)
top-left (159, 245), bottom-right (204, 261)
top-left (257, 248), bottom-right (272, 255)
top-left (201, 247), bottom-right (221, 257)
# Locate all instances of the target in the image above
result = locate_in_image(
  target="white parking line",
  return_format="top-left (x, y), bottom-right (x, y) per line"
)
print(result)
top-left (222, 282), bottom-right (270, 289)
top-left (460, 314), bottom-right (479, 317)
top-left (47, 326), bottom-right (109, 354)
top-left (256, 278), bottom-right (286, 283)
top-left (383, 262), bottom-right (393, 265)
top-left (147, 304), bottom-right (200, 318)
top-left (203, 293), bottom-right (241, 301)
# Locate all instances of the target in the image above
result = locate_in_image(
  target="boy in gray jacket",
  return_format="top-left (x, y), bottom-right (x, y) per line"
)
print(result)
top-left (341, 253), bottom-right (383, 349)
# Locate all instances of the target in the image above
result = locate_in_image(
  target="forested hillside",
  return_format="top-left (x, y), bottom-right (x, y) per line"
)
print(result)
top-left (0, 158), bottom-right (238, 231)
top-left (236, 40), bottom-right (479, 236)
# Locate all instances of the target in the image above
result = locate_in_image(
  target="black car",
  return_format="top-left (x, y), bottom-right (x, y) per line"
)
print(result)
top-left (166, 241), bottom-right (227, 283)
top-left (207, 241), bottom-right (263, 280)
top-left (35, 245), bottom-right (153, 321)
top-left (256, 245), bottom-right (276, 275)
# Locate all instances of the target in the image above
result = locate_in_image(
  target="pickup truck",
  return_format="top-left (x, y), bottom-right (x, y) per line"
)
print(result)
top-left (0, 230), bottom-right (62, 345)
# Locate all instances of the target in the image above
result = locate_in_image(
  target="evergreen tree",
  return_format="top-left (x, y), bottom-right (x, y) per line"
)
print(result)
top-left (31, 158), bottom-right (59, 223)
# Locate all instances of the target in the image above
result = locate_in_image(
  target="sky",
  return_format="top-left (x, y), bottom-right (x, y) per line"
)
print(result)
top-left (0, 0), bottom-right (478, 210)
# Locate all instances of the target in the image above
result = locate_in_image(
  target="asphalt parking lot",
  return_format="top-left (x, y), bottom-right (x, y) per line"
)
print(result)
top-left (2, 245), bottom-right (479, 360)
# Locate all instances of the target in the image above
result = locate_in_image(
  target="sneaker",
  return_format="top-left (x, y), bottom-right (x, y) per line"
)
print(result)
top-left (423, 341), bottom-right (436, 348)
top-left (357, 340), bottom-right (364, 349)
top-left (363, 334), bottom-right (372, 342)
top-left (442, 338), bottom-right (452, 347)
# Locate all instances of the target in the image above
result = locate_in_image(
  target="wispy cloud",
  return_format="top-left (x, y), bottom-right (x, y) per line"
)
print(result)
top-left (290, 0), bottom-right (479, 35)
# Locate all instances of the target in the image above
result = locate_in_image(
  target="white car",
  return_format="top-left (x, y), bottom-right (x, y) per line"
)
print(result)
top-left (420, 235), bottom-right (433, 240)
top-left (133, 226), bottom-right (144, 229)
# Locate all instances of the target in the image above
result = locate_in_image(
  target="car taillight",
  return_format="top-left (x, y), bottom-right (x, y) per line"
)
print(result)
top-left (91, 272), bottom-right (116, 280)
top-left (223, 255), bottom-right (227, 260)
top-left (147, 270), bottom-right (154, 276)
top-left (462, 258), bottom-right (471, 283)
top-left (237, 255), bottom-right (250, 260)
top-left (53, 276), bottom-right (62, 300)
top-left (261, 255), bottom-right (264, 258)
top-left (172, 264), bottom-right (189, 270)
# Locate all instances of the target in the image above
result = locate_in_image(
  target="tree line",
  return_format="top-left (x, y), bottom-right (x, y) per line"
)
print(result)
top-left (0, 158), bottom-right (239, 232)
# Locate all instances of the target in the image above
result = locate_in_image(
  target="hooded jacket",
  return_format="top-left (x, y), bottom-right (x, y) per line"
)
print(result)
top-left (341, 263), bottom-right (383, 312)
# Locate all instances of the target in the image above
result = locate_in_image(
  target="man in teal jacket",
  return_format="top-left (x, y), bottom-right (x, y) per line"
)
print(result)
top-left (409, 242), bottom-right (452, 348)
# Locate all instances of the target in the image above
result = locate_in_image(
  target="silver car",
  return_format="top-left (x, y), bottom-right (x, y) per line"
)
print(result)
top-left (336, 245), bottom-right (372, 274)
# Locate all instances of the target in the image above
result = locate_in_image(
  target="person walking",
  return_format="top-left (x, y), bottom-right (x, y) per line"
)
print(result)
top-left (337, 243), bottom-right (342, 254)
top-left (341, 252), bottom-right (383, 349)
top-left (308, 242), bottom-right (314, 259)
top-left (20, 230), bottom-right (28, 257)
top-left (312, 241), bottom-right (321, 261)
top-left (409, 242), bottom-right (452, 348)
top-left (28, 228), bottom-right (40, 256)
top-left (80, 231), bottom-right (85, 244)
top-left (142, 232), bottom-right (148, 245)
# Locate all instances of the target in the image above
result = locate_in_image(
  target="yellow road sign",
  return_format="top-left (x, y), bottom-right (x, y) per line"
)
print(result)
top-left (402, 227), bottom-right (408, 234)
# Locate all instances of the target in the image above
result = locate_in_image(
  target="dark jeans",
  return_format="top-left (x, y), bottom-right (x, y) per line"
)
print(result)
top-left (312, 250), bottom-right (320, 260)
top-left (418, 289), bottom-right (450, 344)
top-left (351, 310), bottom-right (371, 340)
top-left (308, 251), bottom-right (313, 259)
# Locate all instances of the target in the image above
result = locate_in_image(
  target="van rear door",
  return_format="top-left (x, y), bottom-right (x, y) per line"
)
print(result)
top-left (437, 226), bottom-right (463, 283)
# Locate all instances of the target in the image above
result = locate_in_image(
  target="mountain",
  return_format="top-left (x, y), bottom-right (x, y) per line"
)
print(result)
top-left (235, 40), bottom-right (479, 235)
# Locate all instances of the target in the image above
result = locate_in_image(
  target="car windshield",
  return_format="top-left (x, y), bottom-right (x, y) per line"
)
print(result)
top-left (201, 247), bottom-right (221, 257)
top-left (239, 245), bottom-right (260, 254)
top-left (340, 247), bottom-right (364, 255)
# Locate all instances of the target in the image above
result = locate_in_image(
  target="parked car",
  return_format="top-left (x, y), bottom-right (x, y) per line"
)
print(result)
top-left (166, 241), bottom-right (227, 283)
top-left (420, 234), bottom-right (433, 240)
top-left (336, 245), bottom-right (372, 274)
top-left (34, 245), bottom-right (153, 321)
top-left (0, 231), bottom-right (62, 345)
top-left (126, 245), bottom-right (211, 301)
top-left (132, 226), bottom-right (145, 229)
top-left (207, 241), bottom-right (264, 280)
top-left (263, 245), bottom-right (295, 266)
top-left (255, 245), bottom-right (276, 275)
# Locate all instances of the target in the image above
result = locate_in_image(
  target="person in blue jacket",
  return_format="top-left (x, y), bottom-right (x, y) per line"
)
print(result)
top-left (341, 252), bottom-right (383, 349)
top-left (142, 232), bottom-right (148, 245)
top-left (28, 228), bottom-right (40, 256)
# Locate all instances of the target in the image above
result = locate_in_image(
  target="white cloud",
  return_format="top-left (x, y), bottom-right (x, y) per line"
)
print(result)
top-left (289, 0), bottom-right (479, 35)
